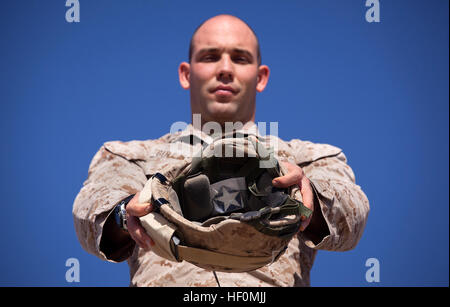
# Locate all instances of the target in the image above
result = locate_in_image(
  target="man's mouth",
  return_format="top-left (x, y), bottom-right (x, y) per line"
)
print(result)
top-left (211, 85), bottom-right (238, 99)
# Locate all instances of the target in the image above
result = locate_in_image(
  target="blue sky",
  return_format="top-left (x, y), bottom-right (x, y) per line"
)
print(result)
top-left (0, 0), bottom-right (448, 286)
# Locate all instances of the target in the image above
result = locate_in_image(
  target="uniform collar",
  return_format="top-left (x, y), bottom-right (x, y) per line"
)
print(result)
top-left (173, 121), bottom-right (262, 145)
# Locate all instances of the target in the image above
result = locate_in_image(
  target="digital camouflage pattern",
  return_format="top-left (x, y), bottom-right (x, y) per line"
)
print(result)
top-left (72, 123), bottom-right (370, 286)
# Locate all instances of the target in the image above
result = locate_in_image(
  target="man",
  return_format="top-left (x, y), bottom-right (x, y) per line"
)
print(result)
top-left (73, 14), bottom-right (369, 286)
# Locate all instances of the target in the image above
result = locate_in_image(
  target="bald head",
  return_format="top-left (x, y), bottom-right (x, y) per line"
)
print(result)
top-left (188, 15), bottom-right (261, 65)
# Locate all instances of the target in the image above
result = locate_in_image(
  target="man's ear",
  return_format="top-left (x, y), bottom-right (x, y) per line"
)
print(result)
top-left (178, 62), bottom-right (191, 89)
top-left (256, 65), bottom-right (270, 92)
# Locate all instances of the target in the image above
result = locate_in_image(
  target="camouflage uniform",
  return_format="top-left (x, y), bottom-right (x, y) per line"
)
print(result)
top-left (73, 123), bottom-right (370, 286)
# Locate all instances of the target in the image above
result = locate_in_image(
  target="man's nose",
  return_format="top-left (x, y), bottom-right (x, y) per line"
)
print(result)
top-left (217, 56), bottom-right (234, 83)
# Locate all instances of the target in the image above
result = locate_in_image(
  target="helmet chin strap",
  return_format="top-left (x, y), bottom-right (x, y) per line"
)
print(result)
top-left (212, 271), bottom-right (221, 287)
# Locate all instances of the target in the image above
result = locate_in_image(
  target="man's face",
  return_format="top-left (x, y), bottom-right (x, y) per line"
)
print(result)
top-left (179, 16), bottom-right (269, 126)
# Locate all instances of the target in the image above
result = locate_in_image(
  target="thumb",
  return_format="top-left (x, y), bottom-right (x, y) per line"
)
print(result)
top-left (127, 201), bottom-right (154, 217)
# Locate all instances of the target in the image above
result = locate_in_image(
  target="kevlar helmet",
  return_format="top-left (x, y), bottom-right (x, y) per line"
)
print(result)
top-left (138, 133), bottom-right (312, 273)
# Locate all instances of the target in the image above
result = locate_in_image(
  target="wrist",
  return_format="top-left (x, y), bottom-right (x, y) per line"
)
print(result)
top-left (114, 194), bottom-right (135, 232)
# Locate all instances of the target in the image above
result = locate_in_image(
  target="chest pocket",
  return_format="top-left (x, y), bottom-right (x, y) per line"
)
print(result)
top-left (103, 139), bottom-right (196, 179)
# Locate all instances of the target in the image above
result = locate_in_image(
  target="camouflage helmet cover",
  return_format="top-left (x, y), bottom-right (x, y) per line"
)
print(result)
top-left (138, 133), bottom-right (312, 272)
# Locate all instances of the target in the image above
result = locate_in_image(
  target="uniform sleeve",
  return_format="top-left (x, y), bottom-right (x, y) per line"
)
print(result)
top-left (298, 151), bottom-right (370, 251)
top-left (72, 145), bottom-right (148, 261)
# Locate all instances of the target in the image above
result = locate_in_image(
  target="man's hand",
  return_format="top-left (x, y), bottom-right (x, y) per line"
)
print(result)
top-left (272, 162), bottom-right (314, 232)
top-left (126, 192), bottom-right (155, 250)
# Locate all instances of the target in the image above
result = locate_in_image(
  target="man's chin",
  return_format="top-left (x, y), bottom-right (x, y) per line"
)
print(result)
top-left (205, 102), bottom-right (241, 124)
top-left (209, 98), bottom-right (236, 109)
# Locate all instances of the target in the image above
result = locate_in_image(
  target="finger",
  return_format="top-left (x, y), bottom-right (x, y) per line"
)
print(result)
top-left (300, 177), bottom-right (314, 211)
top-left (272, 170), bottom-right (302, 188)
top-left (299, 177), bottom-right (314, 231)
top-left (127, 215), bottom-right (155, 249)
top-left (127, 218), bottom-right (148, 249)
top-left (131, 226), bottom-right (154, 250)
top-left (272, 162), bottom-right (304, 188)
top-left (126, 202), bottom-right (154, 217)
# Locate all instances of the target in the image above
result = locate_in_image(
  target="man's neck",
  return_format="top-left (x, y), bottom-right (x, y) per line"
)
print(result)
top-left (191, 113), bottom-right (255, 133)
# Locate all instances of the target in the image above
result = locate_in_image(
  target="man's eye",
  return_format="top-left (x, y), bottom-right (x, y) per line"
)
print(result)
top-left (233, 57), bottom-right (249, 63)
top-left (202, 55), bottom-right (218, 62)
